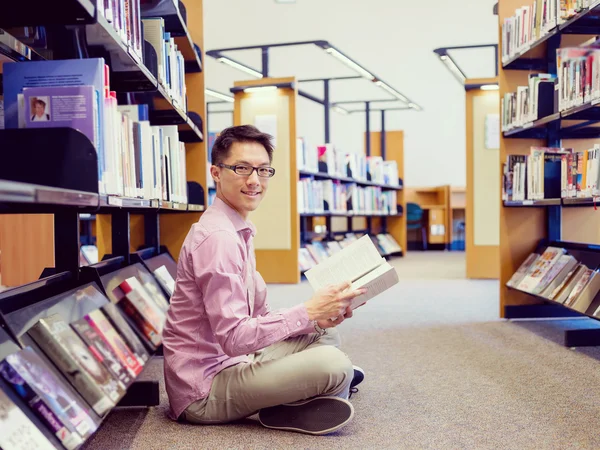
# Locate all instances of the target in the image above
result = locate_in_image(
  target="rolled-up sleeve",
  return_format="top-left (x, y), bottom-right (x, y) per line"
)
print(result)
top-left (192, 231), bottom-right (314, 357)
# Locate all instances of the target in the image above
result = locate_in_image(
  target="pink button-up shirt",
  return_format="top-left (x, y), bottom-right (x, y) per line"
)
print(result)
top-left (162, 197), bottom-right (314, 420)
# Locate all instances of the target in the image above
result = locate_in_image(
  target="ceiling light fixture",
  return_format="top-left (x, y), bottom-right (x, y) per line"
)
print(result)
top-left (480, 84), bottom-right (499, 91)
top-left (440, 55), bottom-right (466, 83)
top-left (374, 81), bottom-right (409, 103)
top-left (332, 106), bottom-right (349, 115)
top-left (324, 47), bottom-right (375, 80)
top-left (217, 57), bottom-right (263, 78)
top-left (243, 86), bottom-right (278, 93)
top-left (205, 88), bottom-right (234, 102)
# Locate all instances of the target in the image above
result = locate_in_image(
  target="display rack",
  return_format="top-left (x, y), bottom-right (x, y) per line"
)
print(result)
top-left (498, 0), bottom-right (600, 346)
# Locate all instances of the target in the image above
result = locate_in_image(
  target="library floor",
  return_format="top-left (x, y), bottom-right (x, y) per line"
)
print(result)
top-left (83, 251), bottom-right (600, 450)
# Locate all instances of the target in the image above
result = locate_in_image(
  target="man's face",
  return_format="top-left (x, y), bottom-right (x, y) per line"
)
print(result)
top-left (211, 141), bottom-right (271, 219)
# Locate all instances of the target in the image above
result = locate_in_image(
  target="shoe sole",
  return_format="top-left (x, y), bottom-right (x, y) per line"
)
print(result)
top-left (258, 396), bottom-right (354, 435)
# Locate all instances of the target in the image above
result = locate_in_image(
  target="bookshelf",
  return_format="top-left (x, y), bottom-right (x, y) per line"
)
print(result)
top-left (0, 0), bottom-right (207, 447)
top-left (499, 0), bottom-right (600, 345)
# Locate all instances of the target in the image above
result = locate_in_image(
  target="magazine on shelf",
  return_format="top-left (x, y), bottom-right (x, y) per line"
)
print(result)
top-left (0, 385), bottom-right (55, 450)
top-left (304, 235), bottom-right (399, 311)
top-left (0, 347), bottom-right (97, 448)
top-left (27, 314), bottom-right (116, 416)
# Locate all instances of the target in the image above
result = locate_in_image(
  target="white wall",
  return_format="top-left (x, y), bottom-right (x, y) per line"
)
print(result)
top-left (203, 0), bottom-right (498, 187)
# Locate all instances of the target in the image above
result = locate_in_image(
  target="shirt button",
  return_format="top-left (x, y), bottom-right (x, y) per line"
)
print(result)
top-left (296, 320), bottom-right (301, 327)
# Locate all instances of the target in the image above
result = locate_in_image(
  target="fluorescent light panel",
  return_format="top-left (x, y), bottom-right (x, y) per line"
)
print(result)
top-left (332, 106), bottom-right (349, 115)
top-left (325, 48), bottom-right (375, 80)
top-left (205, 88), bottom-right (234, 102)
top-left (375, 81), bottom-right (409, 103)
top-left (440, 55), bottom-right (466, 83)
top-left (218, 57), bottom-right (263, 78)
top-left (480, 84), bottom-right (499, 90)
top-left (243, 86), bottom-right (278, 93)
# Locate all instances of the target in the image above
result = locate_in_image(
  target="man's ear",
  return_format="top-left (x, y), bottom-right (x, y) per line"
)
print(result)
top-left (210, 165), bottom-right (221, 183)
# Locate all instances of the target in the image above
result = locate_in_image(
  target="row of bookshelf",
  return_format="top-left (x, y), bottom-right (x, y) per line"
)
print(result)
top-left (0, 253), bottom-right (176, 449)
top-left (298, 179), bottom-right (400, 216)
top-left (299, 232), bottom-right (402, 273)
top-left (502, 144), bottom-right (600, 202)
top-left (299, 170), bottom-right (403, 190)
top-left (507, 242), bottom-right (600, 318)
top-left (297, 138), bottom-right (401, 188)
top-left (502, 0), bottom-right (600, 68)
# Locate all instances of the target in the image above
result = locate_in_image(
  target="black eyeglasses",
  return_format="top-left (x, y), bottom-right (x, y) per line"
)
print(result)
top-left (217, 163), bottom-right (276, 178)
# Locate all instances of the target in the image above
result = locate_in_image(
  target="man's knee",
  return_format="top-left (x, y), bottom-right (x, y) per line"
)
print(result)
top-left (309, 345), bottom-right (353, 390)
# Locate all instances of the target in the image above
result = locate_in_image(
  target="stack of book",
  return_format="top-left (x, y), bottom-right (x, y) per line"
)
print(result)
top-left (556, 43), bottom-right (600, 112)
top-left (502, 146), bottom-right (571, 201)
top-left (296, 138), bottom-right (399, 186)
top-left (501, 73), bottom-right (556, 130)
top-left (298, 180), bottom-right (398, 215)
top-left (299, 232), bottom-right (402, 272)
top-left (507, 245), bottom-right (600, 314)
top-left (501, 0), bottom-right (558, 63)
top-left (2, 58), bottom-right (188, 203)
top-left (0, 265), bottom-right (176, 449)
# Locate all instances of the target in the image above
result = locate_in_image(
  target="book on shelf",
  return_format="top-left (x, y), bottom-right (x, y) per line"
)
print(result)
top-left (153, 265), bottom-right (176, 296)
top-left (2, 58), bottom-right (189, 202)
top-left (0, 385), bottom-right (56, 450)
top-left (501, 73), bottom-right (556, 130)
top-left (70, 316), bottom-right (133, 390)
top-left (27, 314), bottom-right (119, 417)
top-left (101, 302), bottom-right (151, 366)
top-left (0, 347), bottom-right (98, 449)
top-left (304, 235), bottom-right (399, 311)
top-left (507, 246), bottom-right (600, 314)
top-left (85, 310), bottom-right (144, 378)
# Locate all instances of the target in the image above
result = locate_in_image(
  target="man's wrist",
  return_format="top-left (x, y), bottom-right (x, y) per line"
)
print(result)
top-left (313, 320), bottom-right (326, 336)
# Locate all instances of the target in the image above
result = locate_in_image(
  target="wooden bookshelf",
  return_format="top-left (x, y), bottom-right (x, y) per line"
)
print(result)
top-left (498, 0), bottom-right (600, 317)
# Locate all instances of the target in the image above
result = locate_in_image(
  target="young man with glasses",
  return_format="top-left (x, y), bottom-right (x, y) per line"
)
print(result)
top-left (162, 125), bottom-right (366, 435)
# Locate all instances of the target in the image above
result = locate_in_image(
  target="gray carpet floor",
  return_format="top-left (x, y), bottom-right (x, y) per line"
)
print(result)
top-left (82, 252), bottom-right (600, 449)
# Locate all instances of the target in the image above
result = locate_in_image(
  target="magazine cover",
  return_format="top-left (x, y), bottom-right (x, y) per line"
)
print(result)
top-left (0, 385), bottom-right (56, 450)
top-left (0, 347), bottom-right (97, 446)
top-left (28, 315), bottom-right (115, 416)
top-left (101, 302), bottom-right (150, 365)
top-left (85, 310), bottom-right (144, 378)
top-left (71, 317), bottom-right (132, 390)
top-left (152, 265), bottom-right (175, 297)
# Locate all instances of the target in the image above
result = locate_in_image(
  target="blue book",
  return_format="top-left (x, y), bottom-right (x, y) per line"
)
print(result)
top-left (3, 58), bottom-right (106, 188)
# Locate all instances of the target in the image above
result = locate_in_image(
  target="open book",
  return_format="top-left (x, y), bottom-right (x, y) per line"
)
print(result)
top-left (304, 235), bottom-right (399, 310)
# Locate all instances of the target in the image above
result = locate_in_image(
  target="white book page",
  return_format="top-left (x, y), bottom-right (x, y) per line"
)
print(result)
top-left (350, 262), bottom-right (399, 309)
top-left (304, 235), bottom-right (384, 291)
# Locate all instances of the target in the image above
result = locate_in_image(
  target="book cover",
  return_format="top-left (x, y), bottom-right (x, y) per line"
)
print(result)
top-left (100, 302), bottom-right (150, 365)
top-left (71, 317), bottom-right (132, 390)
top-left (304, 235), bottom-right (399, 311)
top-left (0, 385), bottom-right (56, 450)
top-left (0, 347), bottom-right (97, 446)
top-left (22, 86), bottom-right (98, 151)
top-left (27, 314), bottom-right (115, 416)
top-left (153, 265), bottom-right (175, 297)
top-left (85, 310), bottom-right (144, 378)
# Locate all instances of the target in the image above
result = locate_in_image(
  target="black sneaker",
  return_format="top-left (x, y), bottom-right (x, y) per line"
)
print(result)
top-left (258, 396), bottom-right (354, 435)
top-left (351, 365), bottom-right (365, 389)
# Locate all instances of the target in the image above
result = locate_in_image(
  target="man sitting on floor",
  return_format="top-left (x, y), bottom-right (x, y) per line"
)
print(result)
top-left (162, 125), bottom-right (365, 435)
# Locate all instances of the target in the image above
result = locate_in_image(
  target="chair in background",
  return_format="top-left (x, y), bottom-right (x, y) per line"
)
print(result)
top-left (406, 202), bottom-right (427, 251)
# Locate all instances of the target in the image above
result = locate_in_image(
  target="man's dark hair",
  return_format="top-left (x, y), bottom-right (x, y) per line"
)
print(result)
top-left (211, 125), bottom-right (274, 165)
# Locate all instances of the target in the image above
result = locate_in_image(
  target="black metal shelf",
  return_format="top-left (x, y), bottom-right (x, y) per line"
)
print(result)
top-left (140, 0), bottom-right (202, 73)
top-left (562, 197), bottom-right (600, 206)
top-left (0, 0), bottom-right (96, 28)
top-left (503, 113), bottom-right (561, 139)
top-left (503, 199), bottom-right (561, 207)
top-left (299, 170), bottom-right (402, 190)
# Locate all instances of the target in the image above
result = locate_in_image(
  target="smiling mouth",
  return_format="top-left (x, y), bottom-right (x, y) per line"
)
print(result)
top-left (242, 191), bottom-right (261, 197)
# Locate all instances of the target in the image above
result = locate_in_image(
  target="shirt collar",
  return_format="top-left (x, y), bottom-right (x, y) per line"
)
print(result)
top-left (212, 196), bottom-right (256, 237)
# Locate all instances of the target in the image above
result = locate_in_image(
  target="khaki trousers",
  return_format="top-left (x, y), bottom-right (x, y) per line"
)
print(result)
top-left (181, 328), bottom-right (354, 424)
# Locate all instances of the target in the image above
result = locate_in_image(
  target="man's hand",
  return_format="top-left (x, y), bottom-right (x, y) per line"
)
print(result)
top-left (316, 305), bottom-right (353, 329)
top-left (304, 281), bottom-right (366, 322)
